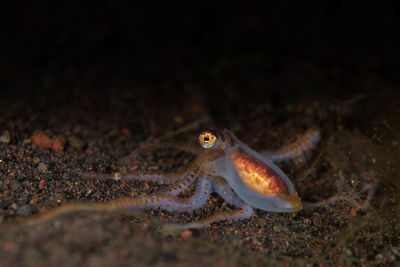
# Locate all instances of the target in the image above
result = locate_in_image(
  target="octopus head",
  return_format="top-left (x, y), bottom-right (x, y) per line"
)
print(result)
top-left (199, 127), bottom-right (236, 151)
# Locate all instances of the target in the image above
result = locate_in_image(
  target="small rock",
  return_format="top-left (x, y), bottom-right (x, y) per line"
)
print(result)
top-left (85, 189), bottom-right (93, 197)
top-left (23, 138), bottom-right (31, 145)
top-left (148, 166), bottom-right (159, 171)
top-left (122, 128), bottom-right (131, 136)
top-left (0, 208), bottom-right (5, 223)
top-left (350, 208), bottom-right (358, 217)
top-left (180, 230), bottom-right (192, 239)
top-left (37, 162), bottom-right (48, 173)
top-left (10, 181), bottom-right (22, 191)
top-left (22, 180), bottom-right (32, 187)
top-left (258, 218), bottom-right (268, 228)
top-left (9, 203), bottom-right (18, 210)
top-left (345, 249), bottom-right (353, 256)
top-left (67, 135), bottom-right (85, 149)
top-left (0, 208), bottom-right (6, 216)
top-left (16, 205), bottom-right (34, 217)
top-left (31, 132), bottom-right (66, 152)
top-left (109, 128), bottom-right (118, 136)
top-left (0, 131), bottom-right (10, 144)
top-left (157, 224), bottom-right (181, 239)
top-left (273, 225), bottom-right (281, 232)
top-left (33, 156), bottom-right (41, 164)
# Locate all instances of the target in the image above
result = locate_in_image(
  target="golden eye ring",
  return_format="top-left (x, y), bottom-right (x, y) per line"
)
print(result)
top-left (199, 131), bottom-right (217, 148)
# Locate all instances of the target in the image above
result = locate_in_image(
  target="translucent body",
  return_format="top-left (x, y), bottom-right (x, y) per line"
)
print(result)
top-left (204, 131), bottom-right (301, 213)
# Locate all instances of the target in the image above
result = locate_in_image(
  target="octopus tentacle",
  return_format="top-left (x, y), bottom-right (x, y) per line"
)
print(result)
top-left (211, 177), bottom-right (247, 207)
top-left (106, 175), bottom-right (213, 213)
top-left (76, 171), bottom-right (182, 185)
top-left (161, 154), bottom-right (213, 195)
top-left (121, 142), bottom-right (201, 164)
top-left (263, 128), bottom-right (320, 163)
top-left (163, 169), bottom-right (202, 196)
top-left (77, 152), bottom-right (207, 185)
top-left (304, 183), bottom-right (376, 211)
top-left (173, 178), bottom-right (254, 229)
top-left (21, 174), bottom-right (213, 226)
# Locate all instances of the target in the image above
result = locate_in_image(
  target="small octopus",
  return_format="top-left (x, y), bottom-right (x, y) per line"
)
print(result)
top-left (23, 126), bottom-right (374, 229)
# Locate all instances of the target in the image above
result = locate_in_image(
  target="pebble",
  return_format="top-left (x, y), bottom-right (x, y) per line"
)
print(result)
top-left (0, 131), bottom-right (10, 144)
top-left (180, 230), bottom-right (193, 239)
top-left (37, 162), bottom-right (48, 173)
top-left (345, 249), bottom-right (353, 256)
top-left (23, 138), bottom-right (31, 145)
top-left (33, 156), bottom-right (41, 164)
top-left (0, 208), bottom-right (5, 223)
top-left (10, 181), bottom-right (22, 191)
top-left (16, 205), bottom-right (34, 217)
top-left (31, 132), bottom-right (66, 152)
top-left (157, 224), bottom-right (181, 239)
top-left (273, 225), bottom-right (281, 232)
top-left (67, 135), bottom-right (85, 149)
top-left (85, 189), bottom-right (93, 197)
top-left (258, 218), bottom-right (268, 228)
top-left (9, 203), bottom-right (18, 210)
top-left (148, 166), bottom-right (159, 171)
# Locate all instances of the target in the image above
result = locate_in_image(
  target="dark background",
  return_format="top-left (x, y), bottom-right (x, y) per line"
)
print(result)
top-left (2, 1), bottom-right (399, 97)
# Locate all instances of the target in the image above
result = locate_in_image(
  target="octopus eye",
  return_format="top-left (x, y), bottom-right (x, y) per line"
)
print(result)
top-left (199, 131), bottom-right (217, 148)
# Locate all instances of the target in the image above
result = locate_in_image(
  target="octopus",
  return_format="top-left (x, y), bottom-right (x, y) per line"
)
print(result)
top-left (22, 126), bottom-right (374, 229)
